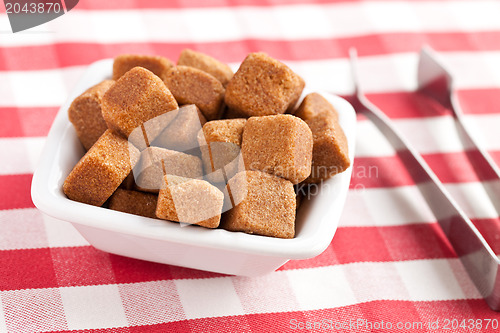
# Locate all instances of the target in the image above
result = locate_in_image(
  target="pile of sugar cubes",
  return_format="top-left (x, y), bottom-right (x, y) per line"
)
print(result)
top-left (63, 50), bottom-right (350, 239)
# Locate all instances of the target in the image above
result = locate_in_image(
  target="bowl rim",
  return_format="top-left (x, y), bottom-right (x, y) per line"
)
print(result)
top-left (31, 58), bottom-right (356, 260)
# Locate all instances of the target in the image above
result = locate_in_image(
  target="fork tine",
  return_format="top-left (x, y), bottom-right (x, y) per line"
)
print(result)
top-left (417, 46), bottom-right (453, 107)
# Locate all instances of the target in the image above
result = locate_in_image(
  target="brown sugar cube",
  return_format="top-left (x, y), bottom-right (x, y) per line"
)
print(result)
top-left (156, 175), bottom-right (224, 228)
top-left (68, 80), bottom-right (114, 150)
top-left (163, 66), bottom-right (225, 121)
top-left (222, 171), bottom-right (295, 238)
top-left (112, 54), bottom-right (174, 81)
top-left (197, 119), bottom-right (246, 183)
top-left (294, 92), bottom-right (338, 120)
top-left (135, 147), bottom-right (203, 193)
top-left (295, 93), bottom-right (350, 183)
top-left (108, 189), bottom-right (158, 219)
top-left (63, 130), bottom-right (140, 206)
top-left (304, 116), bottom-right (350, 182)
top-left (241, 114), bottom-right (312, 184)
top-left (225, 52), bottom-right (305, 117)
top-left (102, 67), bottom-right (179, 146)
top-left (177, 49), bottom-right (234, 87)
top-left (152, 104), bottom-right (207, 152)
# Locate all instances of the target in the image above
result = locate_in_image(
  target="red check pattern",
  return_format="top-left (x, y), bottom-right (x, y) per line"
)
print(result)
top-left (1, 0), bottom-right (500, 332)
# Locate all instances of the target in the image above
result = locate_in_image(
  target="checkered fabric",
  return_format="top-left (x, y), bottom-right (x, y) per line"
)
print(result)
top-left (1, 0), bottom-right (500, 332)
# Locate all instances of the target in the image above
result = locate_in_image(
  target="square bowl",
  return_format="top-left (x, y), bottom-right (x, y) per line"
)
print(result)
top-left (31, 59), bottom-right (356, 276)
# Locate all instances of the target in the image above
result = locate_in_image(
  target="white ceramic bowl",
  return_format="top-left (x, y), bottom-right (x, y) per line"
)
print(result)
top-left (31, 59), bottom-right (356, 276)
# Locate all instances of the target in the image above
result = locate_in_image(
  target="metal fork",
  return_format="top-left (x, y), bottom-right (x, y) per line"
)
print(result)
top-left (349, 48), bottom-right (500, 311)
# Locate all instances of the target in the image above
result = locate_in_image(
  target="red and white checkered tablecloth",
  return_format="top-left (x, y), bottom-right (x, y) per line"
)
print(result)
top-left (2, 0), bottom-right (500, 332)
